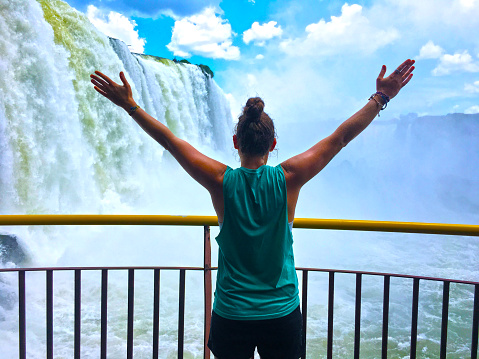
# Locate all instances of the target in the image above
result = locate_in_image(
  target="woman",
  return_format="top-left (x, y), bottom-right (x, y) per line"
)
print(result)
top-left (91, 59), bottom-right (414, 359)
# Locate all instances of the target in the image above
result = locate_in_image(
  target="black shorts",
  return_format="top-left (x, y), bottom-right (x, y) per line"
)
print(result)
top-left (207, 306), bottom-right (305, 359)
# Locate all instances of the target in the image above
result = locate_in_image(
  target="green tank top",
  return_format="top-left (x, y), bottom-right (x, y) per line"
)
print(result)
top-left (213, 164), bottom-right (300, 320)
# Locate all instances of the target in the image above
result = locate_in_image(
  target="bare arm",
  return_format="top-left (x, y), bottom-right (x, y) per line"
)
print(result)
top-left (90, 71), bottom-right (227, 198)
top-left (281, 59), bottom-right (415, 219)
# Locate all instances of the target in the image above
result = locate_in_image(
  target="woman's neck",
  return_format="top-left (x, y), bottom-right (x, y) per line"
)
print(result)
top-left (240, 153), bottom-right (269, 169)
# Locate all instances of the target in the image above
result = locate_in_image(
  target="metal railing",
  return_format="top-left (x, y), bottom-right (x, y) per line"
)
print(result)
top-left (0, 215), bottom-right (478, 359)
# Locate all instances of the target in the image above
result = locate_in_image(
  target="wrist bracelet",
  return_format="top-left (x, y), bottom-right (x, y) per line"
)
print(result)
top-left (368, 93), bottom-right (387, 117)
top-left (376, 91), bottom-right (390, 104)
top-left (129, 105), bottom-right (140, 116)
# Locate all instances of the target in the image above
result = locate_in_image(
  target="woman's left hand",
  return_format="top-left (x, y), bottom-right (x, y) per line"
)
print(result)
top-left (90, 71), bottom-right (136, 111)
top-left (376, 59), bottom-right (415, 100)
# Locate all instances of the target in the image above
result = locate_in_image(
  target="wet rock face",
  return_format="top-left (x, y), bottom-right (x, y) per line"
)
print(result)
top-left (0, 234), bottom-right (27, 266)
top-left (0, 234), bottom-right (27, 320)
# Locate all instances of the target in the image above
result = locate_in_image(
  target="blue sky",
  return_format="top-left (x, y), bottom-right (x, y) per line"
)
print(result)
top-left (64, 0), bottom-right (479, 123)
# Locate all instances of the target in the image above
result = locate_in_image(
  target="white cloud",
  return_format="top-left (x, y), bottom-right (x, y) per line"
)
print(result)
top-left (279, 4), bottom-right (399, 57)
top-left (373, 0), bottom-right (479, 31)
top-left (432, 51), bottom-right (479, 76)
top-left (416, 41), bottom-right (444, 60)
top-left (166, 8), bottom-right (240, 60)
top-left (255, 54), bottom-right (265, 60)
top-left (465, 105), bottom-right (479, 114)
top-left (243, 21), bottom-right (283, 46)
top-left (87, 5), bottom-right (146, 53)
top-left (246, 74), bottom-right (258, 88)
top-left (465, 80), bottom-right (479, 93)
top-left (460, 0), bottom-right (478, 8)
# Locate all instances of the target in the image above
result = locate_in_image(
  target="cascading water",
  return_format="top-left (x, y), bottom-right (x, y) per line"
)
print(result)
top-left (1, 0), bottom-right (231, 216)
top-left (0, 0), bottom-right (232, 357)
top-left (1, 0), bottom-right (478, 358)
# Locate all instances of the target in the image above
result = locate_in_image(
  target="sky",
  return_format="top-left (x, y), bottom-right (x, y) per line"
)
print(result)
top-left (63, 0), bottom-right (479, 125)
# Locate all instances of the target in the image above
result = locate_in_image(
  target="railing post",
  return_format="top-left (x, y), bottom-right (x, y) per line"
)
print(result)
top-left (410, 278), bottom-right (420, 359)
top-left (327, 272), bottom-right (335, 359)
top-left (204, 225), bottom-right (212, 359)
top-left (46, 270), bottom-right (53, 359)
top-left (18, 270), bottom-right (26, 359)
top-left (472, 284), bottom-right (479, 359)
top-left (101, 269), bottom-right (108, 359)
top-left (178, 269), bottom-right (186, 359)
top-left (152, 269), bottom-right (160, 359)
top-left (74, 269), bottom-right (81, 359)
top-left (440, 281), bottom-right (450, 359)
top-left (301, 270), bottom-right (308, 359)
top-left (127, 269), bottom-right (134, 359)
top-left (382, 275), bottom-right (390, 359)
top-left (354, 273), bottom-right (362, 359)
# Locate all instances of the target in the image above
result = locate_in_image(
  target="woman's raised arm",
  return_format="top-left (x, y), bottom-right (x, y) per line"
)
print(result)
top-left (90, 71), bottom-right (227, 195)
top-left (281, 59), bottom-right (415, 219)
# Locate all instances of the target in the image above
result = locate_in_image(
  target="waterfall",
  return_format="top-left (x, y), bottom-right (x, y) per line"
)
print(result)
top-left (0, 0), bottom-right (233, 271)
top-left (1, 1), bottom-right (478, 358)
top-left (0, 0), bottom-right (232, 218)
top-left (0, 2), bottom-right (233, 356)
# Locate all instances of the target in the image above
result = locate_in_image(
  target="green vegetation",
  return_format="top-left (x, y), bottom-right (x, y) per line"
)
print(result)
top-left (198, 64), bottom-right (214, 78)
top-left (137, 52), bottom-right (214, 78)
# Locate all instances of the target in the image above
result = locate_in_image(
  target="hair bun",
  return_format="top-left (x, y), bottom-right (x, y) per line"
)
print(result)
top-left (244, 97), bottom-right (264, 122)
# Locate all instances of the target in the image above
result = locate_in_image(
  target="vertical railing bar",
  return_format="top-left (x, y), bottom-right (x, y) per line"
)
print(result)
top-left (204, 225), bottom-right (212, 359)
top-left (382, 275), bottom-right (390, 359)
top-left (19, 270), bottom-right (26, 359)
top-left (152, 269), bottom-right (160, 359)
top-left (327, 271), bottom-right (335, 359)
top-left (301, 270), bottom-right (308, 359)
top-left (471, 284), bottom-right (479, 359)
top-left (354, 273), bottom-right (362, 359)
top-left (74, 270), bottom-right (81, 359)
top-left (178, 269), bottom-right (186, 359)
top-left (440, 281), bottom-right (450, 359)
top-left (100, 269), bottom-right (108, 359)
top-left (127, 269), bottom-right (134, 359)
top-left (46, 270), bottom-right (53, 359)
top-left (410, 278), bottom-right (420, 359)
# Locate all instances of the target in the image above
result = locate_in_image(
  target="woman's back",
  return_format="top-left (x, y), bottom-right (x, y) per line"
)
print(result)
top-left (214, 164), bottom-right (299, 320)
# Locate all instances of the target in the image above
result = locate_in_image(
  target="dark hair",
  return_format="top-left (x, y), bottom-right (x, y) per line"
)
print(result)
top-left (235, 97), bottom-right (276, 157)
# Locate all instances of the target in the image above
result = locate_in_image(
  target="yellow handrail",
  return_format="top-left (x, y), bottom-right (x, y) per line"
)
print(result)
top-left (0, 215), bottom-right (478, 237)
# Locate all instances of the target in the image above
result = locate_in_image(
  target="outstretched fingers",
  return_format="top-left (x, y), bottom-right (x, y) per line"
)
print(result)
top-left (400, 61), bottom-right (415, 87)
top-left (90, 70), bottom-right (135, 110)
top-left (119, 71), bottom-right (131, 91)
top-left (94, 71), bottom-right (115, 85)
top-left (401, 64), bottom-right (415, 79)
top-left (396, 59), bottom-right (413, 73)
top-left (378, 65), bottom-right (387, 80)
top-left (93, 85), bottom-right (108, 98)
top-left (90, 73), bottom-right (111, 93)
top-left (402, 73), bottom-right (414, 87)
top-left (90, 76), bottom-right (107, 89)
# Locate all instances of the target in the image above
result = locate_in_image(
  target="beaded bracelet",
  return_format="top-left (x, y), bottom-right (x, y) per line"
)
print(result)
top-left (376, 91), bottom-right (390, 104)
top-left (368, 93), bottom-right (387, 116)
top-left (129, 105), bottom-right (140, 116)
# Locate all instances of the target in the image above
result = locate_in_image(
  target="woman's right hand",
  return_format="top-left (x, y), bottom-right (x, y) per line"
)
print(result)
top-left (376, 59), bottom-right (415, 100)
top-left (90, 71), bottom-right (136, 111)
